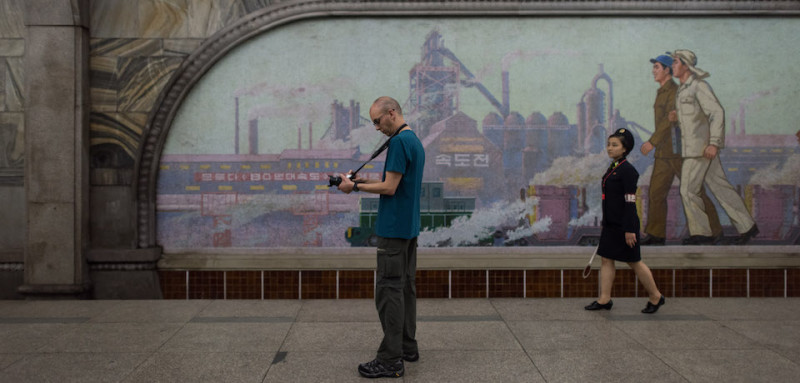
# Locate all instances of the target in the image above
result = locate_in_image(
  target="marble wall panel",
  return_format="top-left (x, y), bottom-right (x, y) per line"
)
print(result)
top-left (0, 113), bottom-right (23, 169)
top-left (237, 0), bottom-right (278, 16)
top-left (90, 112), bottom-right (147, 158)
top-left (24, 0), bottom-right (88, 27)
top-left (84, 0), bottom-right (279, 163)
top-left (91, 38), bottom-right (163, 57)
top-left (3, 58), bottom-right (22, 112)
top-left (117, 56), bottom-right (183, 112)
top-left (208, 0), bottom-right (277, 31)
top-left (94, 0), bottom-right (248, 39)
top-left (163, 38), bottom-right (204, 56)
top-left (186, 0), bottom-right (238, 38)
top-left (0, 62), bottom-right (4, 112)
top-left (25, 27), bottom-right (78, 203)
top-left (0, 112), bottom-right (23, 170)
top-left (90, 55), bottom-right (119, 112)
top-left (27, 128), bottom-right (76, 203)
top-left (26, 202), bottom-right (77, 285)
top-left (140, 0), bottom-right (190, 38)
top-left (90, 0), bottom-right (140, 38)
top-left (0, 0), bottom-right (24, 38)
top-left (0, 39), bottom-right (24, 56)
top-left (0, 185), bottom-right (24, 248)
top-left (90, 39), bottom-right (169, 113)
top-left (131, 0), bottom-right (277, 39)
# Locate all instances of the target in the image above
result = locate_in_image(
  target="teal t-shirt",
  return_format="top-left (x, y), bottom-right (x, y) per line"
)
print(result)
top-left (375, 129), bottom-right (425, 239)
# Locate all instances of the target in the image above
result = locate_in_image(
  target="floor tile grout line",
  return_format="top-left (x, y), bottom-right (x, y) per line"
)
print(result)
top-left (115, 352), bottom-right (154, 383)
top-left (28, 319), bottom-right (93, 354)
top-left (2, 299), bottom-right (800, 381)
top-left (145, 299), bottom-right (215, 356)
top-left (0, 352), bottom-right (29, 374)
top-left (487, 299), bottom-right (549, 382)
top-left (762, 344), bottom-right (800, 369)
top-left (111, 299), bottom-right (212, 383)
top-left (261, 300), bottom-right (303, 383)
top-left (715, 320), bottom-right (800, 365)
top-left (605, 311), bottom-right (693, 382)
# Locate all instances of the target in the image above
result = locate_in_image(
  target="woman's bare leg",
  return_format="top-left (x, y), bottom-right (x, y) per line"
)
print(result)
top-left (628, 261), bottom-right (662, 303)
top-left (599, 257), bottom-right (615, 304)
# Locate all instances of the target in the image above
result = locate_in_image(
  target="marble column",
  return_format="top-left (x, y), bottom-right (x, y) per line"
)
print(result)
top-left (20, 0), bottom-right (91, 298)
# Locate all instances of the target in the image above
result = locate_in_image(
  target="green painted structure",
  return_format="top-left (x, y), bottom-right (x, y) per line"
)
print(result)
top-left (346, 182), bottom-right (476, 246)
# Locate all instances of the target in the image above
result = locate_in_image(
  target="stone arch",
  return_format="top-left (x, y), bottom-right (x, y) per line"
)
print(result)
top-left (133, 0), bottom-right (791, 248)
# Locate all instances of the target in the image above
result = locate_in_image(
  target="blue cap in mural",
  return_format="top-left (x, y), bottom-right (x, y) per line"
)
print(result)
top-left (649, 54), bottom-right (673, 68)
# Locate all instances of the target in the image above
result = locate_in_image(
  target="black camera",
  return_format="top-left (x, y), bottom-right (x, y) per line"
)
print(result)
top-left (328, 174), bottom-right (351, 187)
top-left (327, 126), bottom-right (399, 188)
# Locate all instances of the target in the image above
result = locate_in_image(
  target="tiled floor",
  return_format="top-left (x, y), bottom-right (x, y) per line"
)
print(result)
top-left (0, 298), bottom-right (799, 382)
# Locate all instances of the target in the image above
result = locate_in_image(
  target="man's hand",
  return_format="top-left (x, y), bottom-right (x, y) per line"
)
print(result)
top-left (336, 172), bottom-right (355, 194)
top-left (641, 141), bottom-right (654, 156)
top-left (668, 110), bottom-right (677, 122)
top-left (703, 144), bottom-right (718, 159)
top-left (349, 171), bottom-right (365, 183)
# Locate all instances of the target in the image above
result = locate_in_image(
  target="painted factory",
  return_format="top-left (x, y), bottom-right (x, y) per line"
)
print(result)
top-left (157, 30), bottom-right (799, 248)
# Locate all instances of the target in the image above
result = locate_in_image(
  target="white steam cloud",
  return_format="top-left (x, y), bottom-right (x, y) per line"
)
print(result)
top-left (530, 153), bottom-right (610, 227)
top-left (531, 153), bottom-right (608, 187)
top-left (418, 198), bottom-right (549, 247)
top-left (315, 122), bottom-right (384, 154)
top-left (748, 153), bottom-right (800, 187)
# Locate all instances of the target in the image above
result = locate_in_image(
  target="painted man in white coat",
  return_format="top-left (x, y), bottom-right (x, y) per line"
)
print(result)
top-left (670, 49), bottom-right (759, 245)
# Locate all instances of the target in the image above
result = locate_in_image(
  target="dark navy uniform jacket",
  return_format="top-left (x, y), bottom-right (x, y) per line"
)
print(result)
top-left (601, 159), bottom-right (640, 233)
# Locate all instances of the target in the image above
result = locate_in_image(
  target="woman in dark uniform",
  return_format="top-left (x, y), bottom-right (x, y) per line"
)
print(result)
top-left (585, 128), bottom-right (665, 314)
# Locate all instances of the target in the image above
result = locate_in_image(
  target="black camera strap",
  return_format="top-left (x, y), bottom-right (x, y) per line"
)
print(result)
top-left (350, 123), bottom-right (407, 178)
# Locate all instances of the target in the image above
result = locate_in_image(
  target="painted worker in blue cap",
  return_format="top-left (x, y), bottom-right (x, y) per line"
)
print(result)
top-left (639, 54), bottom-right (721, 245)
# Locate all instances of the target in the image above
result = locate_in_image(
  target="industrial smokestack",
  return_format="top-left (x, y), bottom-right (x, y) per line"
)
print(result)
top-left (308, 122), bottom-right (313, 150)
top-left (354, 102), bottom-right (360, 131)
top-left (248, 119), bottom-right (258, 154)
top-left (736, 87), bottom-right (779, 137)
top-left (502, 71), bottom-right (510, 117)
top-left (740, 109), bottom-right (746, 136)
top-left (235, 97), bottom-right (240, 154)
top-left (350, 99), bottom-right (357, 136)
top-left (576, 99), bottom-right (587, 153)
top-left (297, 126), bottom-right (302, 149)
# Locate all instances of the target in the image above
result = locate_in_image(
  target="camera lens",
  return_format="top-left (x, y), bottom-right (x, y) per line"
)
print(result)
top-left (328, 175), bottom-right (342, 187)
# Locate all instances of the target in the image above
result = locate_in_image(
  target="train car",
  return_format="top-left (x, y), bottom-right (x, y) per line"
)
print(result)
top-left (345, 182), bottom-right (476, 246)
top-left (527, 183), bottom-right (800, 246)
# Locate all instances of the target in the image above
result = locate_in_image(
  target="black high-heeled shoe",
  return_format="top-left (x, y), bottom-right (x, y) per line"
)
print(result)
top-left (641, 295), bottom-right (665, 314)
top-left (584, 300), bottom-right (613, 310)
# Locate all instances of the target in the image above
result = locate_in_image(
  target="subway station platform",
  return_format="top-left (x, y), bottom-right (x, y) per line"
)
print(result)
top-left (1, 298), bottom-right (799, 382)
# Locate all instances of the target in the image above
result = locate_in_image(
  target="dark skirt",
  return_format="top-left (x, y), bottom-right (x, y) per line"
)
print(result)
top-left (597, 226), bottom-right (641, 263)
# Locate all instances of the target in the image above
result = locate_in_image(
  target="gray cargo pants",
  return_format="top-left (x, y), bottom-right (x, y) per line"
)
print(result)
top-left (375, 236), bottom-right (418, 364)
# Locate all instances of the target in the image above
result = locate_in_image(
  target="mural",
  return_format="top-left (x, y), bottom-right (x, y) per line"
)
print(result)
top-left (157, 18), bottom-right (800, 249)
top-left (0, 114), bottom-right (23, 181)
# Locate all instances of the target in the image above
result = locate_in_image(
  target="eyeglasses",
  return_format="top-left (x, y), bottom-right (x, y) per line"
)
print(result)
top-left (372, 109), bottom-right (394, 126)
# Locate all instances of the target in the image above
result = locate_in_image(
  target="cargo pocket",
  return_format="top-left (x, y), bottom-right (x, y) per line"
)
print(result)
top-left (377, 247), bottom-right (403, 279)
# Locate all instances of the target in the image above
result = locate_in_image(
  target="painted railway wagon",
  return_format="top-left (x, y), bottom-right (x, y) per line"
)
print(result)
top-left (528, 183), bottom-right (800, 245)
top-left (346, 182), bottom-right (476, 246)
top-left (157, 152), bottom-right (385, 196)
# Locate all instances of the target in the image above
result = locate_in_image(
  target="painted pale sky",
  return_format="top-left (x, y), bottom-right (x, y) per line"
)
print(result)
top-left (167, 17), bottom-right (800, 155)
